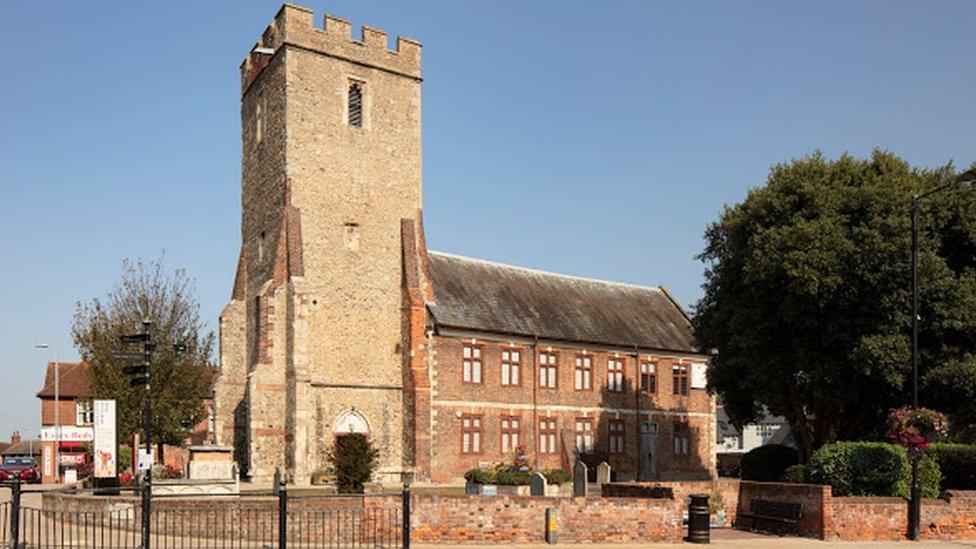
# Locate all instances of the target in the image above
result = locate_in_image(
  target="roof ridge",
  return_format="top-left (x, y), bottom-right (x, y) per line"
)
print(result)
top-left (428, 250), bottom-right (665, 294)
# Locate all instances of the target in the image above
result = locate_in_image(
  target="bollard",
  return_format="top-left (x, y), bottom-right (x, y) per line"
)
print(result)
top-left (545, 507), bottom-right (558, 544)
top-left (687, 493), bottom-right (710, 544)
top-left (402, 483), bottom-right (411, 549)
top-left (11, 480), bottom-right (21, 548)
top-left (278, 479), bottom-right (288, 549)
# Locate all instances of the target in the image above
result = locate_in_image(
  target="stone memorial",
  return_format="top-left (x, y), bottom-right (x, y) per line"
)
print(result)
top-left (596, 461), bottom-right (612, 485)
top-left (573, 460), bottom-right (587, 497)
top-left (530, 472), bottom-right (548, 496)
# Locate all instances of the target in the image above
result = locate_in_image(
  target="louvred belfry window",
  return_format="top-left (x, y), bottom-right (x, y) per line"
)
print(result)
top-left (348, 82), bottom-right (363, 127)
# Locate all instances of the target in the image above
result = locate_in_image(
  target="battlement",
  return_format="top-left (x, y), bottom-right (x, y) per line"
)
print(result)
top-left (241, 3), bottom-right (422, 94)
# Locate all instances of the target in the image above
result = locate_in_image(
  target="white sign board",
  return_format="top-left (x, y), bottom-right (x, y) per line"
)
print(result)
top-left (137, 449), bottom-right (154, 472)
top-left (93, 400), bottom-right (117, 478)
top-left (690, 362), bottom-right (708, 390)
top-left (41, 426), bottom-right (93, 442)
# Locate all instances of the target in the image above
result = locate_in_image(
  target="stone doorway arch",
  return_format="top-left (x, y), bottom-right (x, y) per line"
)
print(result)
top-left (334, 410), bottom-right (370, 436)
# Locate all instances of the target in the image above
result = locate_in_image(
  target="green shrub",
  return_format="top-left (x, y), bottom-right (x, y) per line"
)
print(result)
top-left (464, 468), bottom-right (496, 485)
top-left (808, 441), bottom-right (939, 498)
top-left (495, 469), bottom-right (533, 486)
top-left (327, 433), bottom-right (379, 494)
top-left (918, 455), bottom-right (942, 499)
top-left (781, 464), bottom-right (808, 484)
top-left (542, 468), bottom-right (571, 486)
top-left (927, 443), bottom-right (976, 490)
top-left (740, 444), bottom-right (798, 482)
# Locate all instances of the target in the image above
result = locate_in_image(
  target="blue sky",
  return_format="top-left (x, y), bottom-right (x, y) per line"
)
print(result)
top-left (1, 1), bottom-right (974, 439)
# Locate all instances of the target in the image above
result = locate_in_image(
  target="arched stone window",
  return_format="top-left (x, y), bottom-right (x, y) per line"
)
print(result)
top-left (334, 410), bottom-right (369, 435)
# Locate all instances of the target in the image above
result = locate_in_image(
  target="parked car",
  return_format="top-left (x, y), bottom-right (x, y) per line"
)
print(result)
top-left (0, 457), bottom-right (39, 483)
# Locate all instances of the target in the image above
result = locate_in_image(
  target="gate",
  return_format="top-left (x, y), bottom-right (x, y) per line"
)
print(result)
top-left (2, 481), bottom-right (408, 548)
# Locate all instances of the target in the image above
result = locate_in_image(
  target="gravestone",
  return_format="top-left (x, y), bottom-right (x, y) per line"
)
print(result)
top-left (596, 461), bottom-right (611, 485)
top-left (530, 472), bottom-right (548, 496)
top-left (572, 460), bottom-right (587, 497)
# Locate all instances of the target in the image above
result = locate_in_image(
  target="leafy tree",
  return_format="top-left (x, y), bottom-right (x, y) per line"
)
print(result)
top-left (694, 151), bottom-right (976, 460)
top-left (328, 434), bottom-right (379, 493)
top-left (72, 256), bottom-right (215, 454)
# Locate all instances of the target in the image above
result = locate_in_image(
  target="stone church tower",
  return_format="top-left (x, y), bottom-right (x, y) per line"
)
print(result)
top-left (215, 4), bottom-right (426, 483)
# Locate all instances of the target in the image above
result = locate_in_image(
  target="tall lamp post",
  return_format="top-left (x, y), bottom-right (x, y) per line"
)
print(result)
top-left (35, 343), bottom-right (60, 483)
top-left (908, 168), bottom-right (976, 540)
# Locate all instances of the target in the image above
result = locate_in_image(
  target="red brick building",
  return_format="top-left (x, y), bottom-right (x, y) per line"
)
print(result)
top-left (411, 253), bottom-right (715, 483)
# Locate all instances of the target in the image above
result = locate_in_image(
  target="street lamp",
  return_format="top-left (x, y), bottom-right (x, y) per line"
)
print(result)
top-left (908, 167), bottom-right (976, 540)
top-left (35, 343), bottom-right (60, 483)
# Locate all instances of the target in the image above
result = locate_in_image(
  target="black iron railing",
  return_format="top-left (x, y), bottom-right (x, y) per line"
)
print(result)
top-left (1, 480), bottom-right (409, 549)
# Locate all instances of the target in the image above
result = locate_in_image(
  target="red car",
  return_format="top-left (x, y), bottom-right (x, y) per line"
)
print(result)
top-left (0, 457), bottom-right (39, 483)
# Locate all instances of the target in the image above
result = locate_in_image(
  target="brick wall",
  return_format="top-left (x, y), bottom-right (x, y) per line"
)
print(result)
top-left (410, 494), bottom-right (682, 543)
top-left (603, 479), bottom-right (740, 525)
top-left (827, 491), bottom-right (976, 541)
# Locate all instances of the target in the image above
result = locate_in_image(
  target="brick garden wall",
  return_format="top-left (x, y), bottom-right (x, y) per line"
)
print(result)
top-left (602, 479), bottom-right (740, 525)
top-left (827, 491), bottom-right (976, 541)
top-left (410, 494), bottom-right (682, 543)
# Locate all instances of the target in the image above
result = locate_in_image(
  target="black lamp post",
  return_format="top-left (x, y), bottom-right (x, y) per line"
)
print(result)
top-left (908, 168), bottom-right (976, 540)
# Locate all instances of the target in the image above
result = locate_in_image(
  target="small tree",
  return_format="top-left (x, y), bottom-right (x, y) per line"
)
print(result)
top-left (72, 256), bottom-right (215, 456)
top-left (327, 434), bottom-right (379, 493)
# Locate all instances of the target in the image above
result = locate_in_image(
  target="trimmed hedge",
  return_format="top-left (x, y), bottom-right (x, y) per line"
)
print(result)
top-left (807, 441), bottom-right (940, 498)
top-left (542, 468), bottom-right (571, 486)
top-left (464, 467), bottom-right (571, 486)
top-left (740, 444), bottom-right (799, 482)
top-left (781, 464), bottom-right (808, 484)
top-left (927, 443), bottom-right (976, 490)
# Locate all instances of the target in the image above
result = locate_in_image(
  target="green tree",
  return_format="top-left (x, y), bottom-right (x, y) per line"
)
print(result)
top-left (328, 434), bottom-right (379, 493)
top-left (72, 256), bottom-right (215, 454)
top-left (694, 151), bottom-right (976, 460)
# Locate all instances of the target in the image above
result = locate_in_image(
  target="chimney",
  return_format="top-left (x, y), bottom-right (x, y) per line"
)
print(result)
top-left (11, 431), bottom-right (21, 444)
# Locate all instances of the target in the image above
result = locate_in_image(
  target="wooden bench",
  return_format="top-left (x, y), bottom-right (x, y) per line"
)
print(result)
top-left (737, 498), bottom-right (803, 535)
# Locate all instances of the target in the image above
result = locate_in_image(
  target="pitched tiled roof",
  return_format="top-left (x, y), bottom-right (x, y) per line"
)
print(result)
top-left (426, 252), bottom-right (699, 353)
top-left (36, 361), bottom-right (91, 399)
top-left (1, 440), bottom-right (42, 457)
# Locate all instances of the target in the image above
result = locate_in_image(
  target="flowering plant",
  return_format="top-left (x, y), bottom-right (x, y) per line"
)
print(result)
top-left (513, 444), bottom-right (531, 472)
top-left (886, 406), bottom-right (948, 457)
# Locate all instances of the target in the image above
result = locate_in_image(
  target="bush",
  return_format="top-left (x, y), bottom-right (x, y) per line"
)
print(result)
top-left (495, 470), bottom-right (533, 486)
top-left (464, 468), bottom-right (496, 485)
top-left (781, 464), bottom-right (808, 484)
top-left (542, 468), bottom-right (571, 486)
top-left (808, 441), bottom-right (940, 498)
top-left (327, 433), bottom-right (379, 494)
top-left (919, 455), bottom-right (942, 499)
top-left (740, 445), bottom-right (798, 482)
top-left (927, 443), bottom-right (976, 489)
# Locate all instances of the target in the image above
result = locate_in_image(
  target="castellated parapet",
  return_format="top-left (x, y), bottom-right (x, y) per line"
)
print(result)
top-left (241, 4), bottom-right (421, 94)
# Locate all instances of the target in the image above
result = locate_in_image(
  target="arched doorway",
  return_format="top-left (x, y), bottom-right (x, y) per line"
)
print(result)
top-left (334, 410), bottom-right (370, 437)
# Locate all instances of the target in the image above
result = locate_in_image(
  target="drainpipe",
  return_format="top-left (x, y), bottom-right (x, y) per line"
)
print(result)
top-left (633, 346), bottom-right (641, 479)
top-left (532, 335), bottom-right (539, 469)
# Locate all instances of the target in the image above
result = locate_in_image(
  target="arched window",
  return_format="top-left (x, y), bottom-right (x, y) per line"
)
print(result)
top-left (348, 82), bottom-right (363, 127)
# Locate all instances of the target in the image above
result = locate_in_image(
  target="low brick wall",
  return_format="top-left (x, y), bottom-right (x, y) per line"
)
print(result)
top-left (827, 491), bottom-right (976, 541)
top-left (411, 494), bottom-right (681, 543)
top-left (736, 481), bottom-right (830, 538)
top-left (602, 479), bottom-right (740, 525)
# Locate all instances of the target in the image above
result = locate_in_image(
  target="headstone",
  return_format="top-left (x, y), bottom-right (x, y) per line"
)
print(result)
top-left (596, 461), bottom-right (611, 485)
top-left (530, 472), bottom-right (548, 496)
top-left (572, 460), bottom-right (587, 497)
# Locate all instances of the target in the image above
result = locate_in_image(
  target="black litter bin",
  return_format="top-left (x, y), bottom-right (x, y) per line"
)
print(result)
top-left (687, 493), bottom-right (710, 543)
